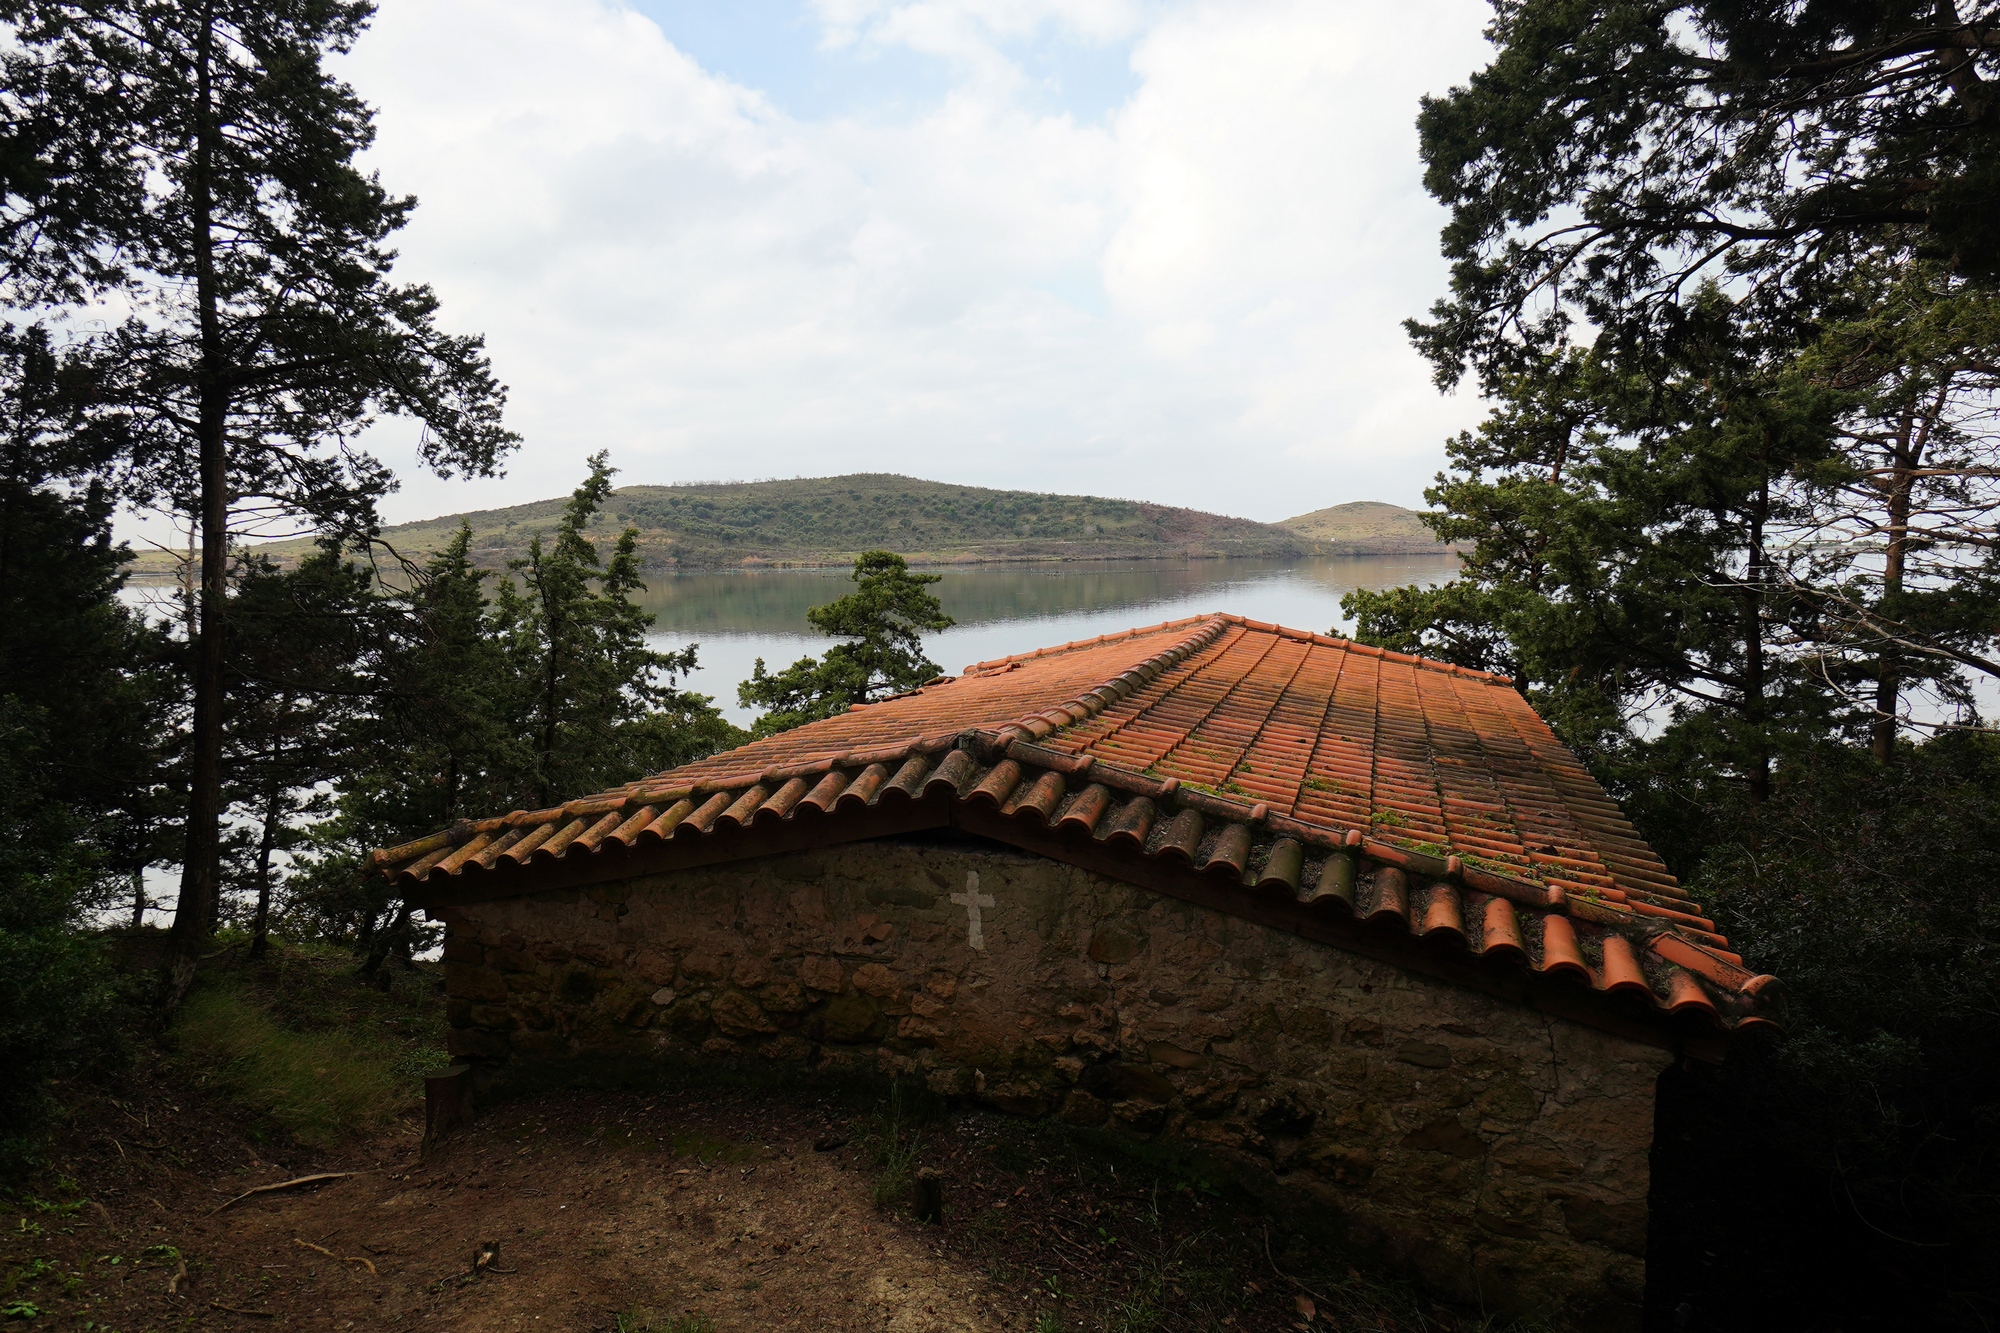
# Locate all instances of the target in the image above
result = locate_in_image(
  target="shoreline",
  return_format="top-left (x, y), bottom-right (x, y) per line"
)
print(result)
top-left (121, 545), bottom-right (1462, 584)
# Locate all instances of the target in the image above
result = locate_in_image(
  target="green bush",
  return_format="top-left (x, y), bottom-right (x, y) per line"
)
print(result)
top-left (174, 985), bottom-right (415, 1147)
top-left (1649, 734), bottom-right (2000, 1330)
top-left (0, 925), bottom-right (121, 1174)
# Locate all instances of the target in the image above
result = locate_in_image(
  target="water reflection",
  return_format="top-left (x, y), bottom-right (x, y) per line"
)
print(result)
top-left (637, 555), bottom-right (1460, 726)
top-left (115, 555), bottom-right (1464, 729)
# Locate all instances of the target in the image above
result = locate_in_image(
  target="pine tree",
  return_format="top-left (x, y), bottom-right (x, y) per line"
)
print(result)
top-left (290, 472), bottom-right (741, 976)
top-left (1357, 0), bottom-right (2000, 829)
top-left (1411, 0), bottom-right (2000, 384)
top-left (286, 524), bottom-right (522, 978)
top-left (220, 550), bottom-right (380, 957)
top-left (0, 1), bottom-right (517, 1017)
top-left (1781, 258), bottom-right (2000, 761)
top-left (738, 551), bottom-right (954, 736)
top-left (1359, 14), bottom-right (2000, 1318)
top-left (495, 453), bottom-right (741, 805)
top-left (0, 329), bottom-right (171, 1163)
top-left (1347, 293), bottom-right (1844, 834)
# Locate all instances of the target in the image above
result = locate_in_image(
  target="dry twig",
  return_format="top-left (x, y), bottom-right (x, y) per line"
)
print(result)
top-left (294, 1237), bottom-right (378, 1273)
top-left (207, 1172), bottom-right (356, 1216)
top-left (1263, 1225), bottom-right (1332, 1308)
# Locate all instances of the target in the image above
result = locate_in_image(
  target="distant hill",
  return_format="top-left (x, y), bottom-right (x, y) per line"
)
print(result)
top-left (126, 478), bottom-right (1468, 578)
top-left (159, 474), bottom-right (1336, 575)
top-left (1276, 501), bottom-right (1457, 553)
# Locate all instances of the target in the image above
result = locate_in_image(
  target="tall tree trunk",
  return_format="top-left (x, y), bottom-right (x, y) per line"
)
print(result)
top-left (249, 782), bottom-right (280, 959)
top-left (1872, 391), bottom-right (1940, 764)
top-left (361, 900), bottom-right (412, 987)
top-left (162, 0), bottom-right (227, 1026)
top-left (538, 584), bottom-right (561, 808)
top-left (1742, 469), bottom-right (1771, 809)
top-left (129, 864), bottom-right (146, 931)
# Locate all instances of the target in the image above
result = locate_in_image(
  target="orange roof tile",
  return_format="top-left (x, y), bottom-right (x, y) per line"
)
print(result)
top-left (373, 615), bottom-right (1780, 1054)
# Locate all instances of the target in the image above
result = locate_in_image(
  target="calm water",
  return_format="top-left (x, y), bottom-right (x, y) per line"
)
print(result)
top-left (636, 555), bottom-right (1459, 726)
top-left (117, 554), bottom-right (1462, 728)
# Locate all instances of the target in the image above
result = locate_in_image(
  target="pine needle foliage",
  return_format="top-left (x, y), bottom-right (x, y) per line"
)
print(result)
top-left (738, 551), bottom-right (954, 737)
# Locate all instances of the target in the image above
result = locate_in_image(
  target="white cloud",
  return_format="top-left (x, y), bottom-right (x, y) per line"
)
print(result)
top-left (813, 0), bottom-right (1149, 63)
top-left (337, 0), bottom-right (1492, 527)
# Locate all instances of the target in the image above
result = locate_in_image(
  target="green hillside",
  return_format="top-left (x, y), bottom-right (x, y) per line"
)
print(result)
top-left (1276, 500), bottom-right (1458, 552)
top-left (175, 474), bottom-right (1335, 574)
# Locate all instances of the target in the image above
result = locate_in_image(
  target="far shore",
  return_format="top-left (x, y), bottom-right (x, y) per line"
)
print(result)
top-left (120, 544), bottom-right (1462, 584)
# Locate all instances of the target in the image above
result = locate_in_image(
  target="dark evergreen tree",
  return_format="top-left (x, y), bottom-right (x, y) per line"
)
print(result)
top-left (0, 329), bottom-right (171, 1168)
top-left (0, 0), bottom-right (517, 1018)
top-left (1412, 0), bottom-right (2000, 384)
top-left (1348, 294), bottom-right (1847, 833)
top-left (1780, 258), bottom-right (2000, 761)
top-left (289, 522), bottom-right (525, 976)
top-left (1352, 5), bottom-right (2000, 1324)
top-left (738, 551), bottom-right (954, 737)
top-left (495, 453), bottom-right (742, 805)
top-left (1357, 1), bottom-right (2000, 818)
top-left (360, 523), bottom-right (527, 833)
top-left (219, 550), bottom-right (380, 957)
top-left (291, 460), bottom-right (740, 974)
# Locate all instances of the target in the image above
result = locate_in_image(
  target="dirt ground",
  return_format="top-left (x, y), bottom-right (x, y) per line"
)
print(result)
top-left (9, 1052), bottom-right (1514, 1333)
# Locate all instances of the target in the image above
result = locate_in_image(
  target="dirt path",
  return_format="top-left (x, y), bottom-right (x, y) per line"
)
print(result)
top-left (16, 1070), bottom-right (1502, 1332)
top-left (24, 1088), bottom-right (1029, 1332)
top-left (208, 1104), bottom-right (1007, 1332)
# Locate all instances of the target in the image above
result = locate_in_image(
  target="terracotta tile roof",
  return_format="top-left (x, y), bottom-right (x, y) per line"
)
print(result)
top-left (373, 614), bottom-right (1781, 1054)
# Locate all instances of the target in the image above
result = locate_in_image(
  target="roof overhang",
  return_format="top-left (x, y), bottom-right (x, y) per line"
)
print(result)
top-left (382, 729), bottom-right (1780, 1062)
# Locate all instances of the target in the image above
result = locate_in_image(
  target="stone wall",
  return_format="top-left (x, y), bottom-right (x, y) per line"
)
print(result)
top-left (432, 832), bottom-right (1669, 1330)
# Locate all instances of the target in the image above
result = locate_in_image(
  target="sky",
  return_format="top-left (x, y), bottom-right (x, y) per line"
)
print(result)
top-left (329, 0), bottom-right (1496, 529)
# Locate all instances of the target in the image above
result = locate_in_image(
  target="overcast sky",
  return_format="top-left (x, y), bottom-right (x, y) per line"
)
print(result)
top-left (333, 0), bottom-right (1495, 528)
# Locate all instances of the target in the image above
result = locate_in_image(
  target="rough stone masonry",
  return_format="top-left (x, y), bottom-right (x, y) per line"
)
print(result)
top-left (436, 832), bottom-right (1667, 1329)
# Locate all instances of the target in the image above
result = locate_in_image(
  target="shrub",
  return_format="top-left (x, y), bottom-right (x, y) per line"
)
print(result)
top-left (0, 924), bottom-right (120, 1174)
top-left (174, 984), bottom-right (414, 1147)
top-left (1651, 734), bottom-right (2000, 1331)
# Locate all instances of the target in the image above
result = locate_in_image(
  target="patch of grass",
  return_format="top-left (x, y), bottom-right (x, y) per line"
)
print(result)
top-left (164, 940), bottom-right (447, 1148)
top-left (870, 1079), bottom-right (928, 1210)
top-left (389, 1045), bottom-right (451, 1079)
top-left (174, 974), bottom-right (421, 1148)
top-left (666, 1132), bottom-right (753, 1165)
top-left (872, 1132), bottom-right (920, 1208)
top-left (615, 1310), bottom-right (713, 1333)
top-left (20, 1194), bottom-right (81, 1217)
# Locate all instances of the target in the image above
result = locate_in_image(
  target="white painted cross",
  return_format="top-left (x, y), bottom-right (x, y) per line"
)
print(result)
top-left (949, 871), bottom-right (995, 951)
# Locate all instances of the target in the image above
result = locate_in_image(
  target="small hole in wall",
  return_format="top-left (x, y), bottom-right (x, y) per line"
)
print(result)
top-left (1360, 984), bottom-right (1374, 994)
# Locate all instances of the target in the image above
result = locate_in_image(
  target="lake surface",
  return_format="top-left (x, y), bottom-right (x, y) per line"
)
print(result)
top-left (636, 555), bottom-right (1459, 726)
top-left (117, 554), bottom-right (1462, 729)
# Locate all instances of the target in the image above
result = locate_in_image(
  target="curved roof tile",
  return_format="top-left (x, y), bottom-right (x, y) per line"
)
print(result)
top-left (373, 614), bottom-right (1780, 1056)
